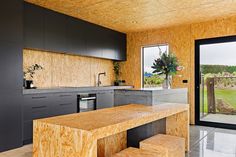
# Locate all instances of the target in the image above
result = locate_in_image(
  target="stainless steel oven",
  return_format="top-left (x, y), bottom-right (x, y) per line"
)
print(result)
top-left (77, 93), bottom-right (96, 112)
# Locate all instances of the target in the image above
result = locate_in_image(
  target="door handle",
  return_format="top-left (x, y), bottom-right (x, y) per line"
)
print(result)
top-left (59, 103), bottom-right (72, 106)
top-left (32, 105), bottom-right (47, 109)
top-left (59, 95), bottom-right (72, 97)
top-left (32, 96), bottom-right (46, 99)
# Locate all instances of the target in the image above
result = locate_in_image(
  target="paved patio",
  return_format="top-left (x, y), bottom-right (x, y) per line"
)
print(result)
top-left (201, 113), bottom-right (236, 124)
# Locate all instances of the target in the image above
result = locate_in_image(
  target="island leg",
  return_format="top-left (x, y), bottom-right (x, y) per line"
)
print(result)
top-left (166, 110), bottom-right (190, 151)
top-left (97, 131), bottom-right (127, 157)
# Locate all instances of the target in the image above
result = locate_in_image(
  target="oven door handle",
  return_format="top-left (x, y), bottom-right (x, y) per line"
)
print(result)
top-left (80, 97), bottom-right (96, 101)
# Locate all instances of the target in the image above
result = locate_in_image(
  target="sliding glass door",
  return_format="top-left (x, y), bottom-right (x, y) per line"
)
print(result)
top-left (195, 36), bottom-right (236, 129)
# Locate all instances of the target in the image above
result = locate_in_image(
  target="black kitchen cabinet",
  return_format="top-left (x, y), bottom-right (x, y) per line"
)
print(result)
top-left (0, 90), bottom-right (22, 152)
top-left (22, 93), bottom-right (77, 143)
top-left (23, 94), bottom-right (54, 121)
top-left (66, 18), bottom-right (87, 55)
top-left (44, 9), bottom-right (67, 53)
top-left (23, 94), bottom-right (54, 143)
top-left (96, 90), bottom-right (114, 109)
top-left (100, 29), bottom-right (117, 60)
top-left (0, 0), bottom-right (23, 152)
top-left (84, 22), bottom-right (104, 58)
top-left (23, 2), bottom-right (127, 61)
top-left (24, 2), bottom-right (45, 49)
top-left (0, 0), bottom-right (22, 43)
top-left (0, 42), bottom-right (23, 90)
top-left (52, 93), bottom-right (77, 116)
top-left (23, 121), bottom-right (33, 143)
top-left (116, 33), bottom-right (127, 61)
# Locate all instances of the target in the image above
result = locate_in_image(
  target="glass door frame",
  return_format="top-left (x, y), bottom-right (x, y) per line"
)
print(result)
top-left (195, 35), bottom-right (236, 130)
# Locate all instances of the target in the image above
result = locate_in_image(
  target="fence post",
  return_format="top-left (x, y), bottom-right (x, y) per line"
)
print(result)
top-left (206, 78), bottom-right (216, 114)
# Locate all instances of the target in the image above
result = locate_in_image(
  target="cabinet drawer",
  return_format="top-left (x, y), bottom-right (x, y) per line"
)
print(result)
top-left (55, 93), bottom-right (76, 103)
top-left (52, 102), bottom-right (77, 116)
top-left (31, 105), bottom-right (50, 120)
top-left (23, 94), bottom-right (55, 120)
top-left (24, 94), bottom-right (53, 107)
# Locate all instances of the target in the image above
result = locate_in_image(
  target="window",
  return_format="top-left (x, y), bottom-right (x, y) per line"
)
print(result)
top-left (142, 44), bottom-right (169, 88)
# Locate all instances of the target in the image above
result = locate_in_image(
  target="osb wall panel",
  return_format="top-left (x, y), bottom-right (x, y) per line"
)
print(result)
top-left (25, 0), bottom-right (236, 33)
top-left (120, 16), bottom-right (236, 124)
top-left (23, 49), bottom-right (114, 88)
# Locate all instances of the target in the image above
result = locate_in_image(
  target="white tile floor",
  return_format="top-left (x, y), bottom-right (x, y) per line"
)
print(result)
top-left (186, 126), bottom-right (236, 157)
top-left (0, 125), bottom-right (236, 157)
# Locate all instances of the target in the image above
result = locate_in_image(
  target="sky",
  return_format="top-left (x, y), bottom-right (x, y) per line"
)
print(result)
top-left (200, 41), bottom-right (236, 66)
top-left (143, 45), bottom-right (168, 73)
top-left (143, 41), bottom-right (236, 74)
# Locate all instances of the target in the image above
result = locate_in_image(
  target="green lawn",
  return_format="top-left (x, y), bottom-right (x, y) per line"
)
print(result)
top-left (201, 88), bottom-right (236, 113)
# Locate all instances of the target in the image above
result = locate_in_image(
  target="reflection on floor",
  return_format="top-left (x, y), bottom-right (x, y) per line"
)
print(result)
top-left (0, 126), bottom-right (235, 157)
top-left (201, 113), bottom-right (236, 125)
top-left (187, 125), bottom-right (236, 157)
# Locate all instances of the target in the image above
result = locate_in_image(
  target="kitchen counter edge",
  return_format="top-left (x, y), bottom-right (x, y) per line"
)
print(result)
top-left (23, 86), bottom-right (133, 95)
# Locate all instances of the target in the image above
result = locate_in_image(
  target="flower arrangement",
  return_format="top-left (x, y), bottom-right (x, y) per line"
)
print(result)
top-left (24, 64), bottom-right (43, 80)
top-left (23, 64), bottom-right (43, 89)
top-left (151, 50), bottom-right (182, 88)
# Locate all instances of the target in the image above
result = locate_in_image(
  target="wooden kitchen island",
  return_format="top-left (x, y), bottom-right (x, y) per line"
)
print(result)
top-left (33, 103), bottom-right (189, 157)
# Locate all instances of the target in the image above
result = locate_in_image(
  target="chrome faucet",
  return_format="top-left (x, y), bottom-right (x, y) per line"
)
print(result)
top-left (97, 72), bottom-right (106, 87)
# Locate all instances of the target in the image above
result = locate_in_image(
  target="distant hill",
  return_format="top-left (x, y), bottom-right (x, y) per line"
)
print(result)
top-left (201, 65), bottom-right (236, 74)
top-left (144, 72), bottom-right (153, 77)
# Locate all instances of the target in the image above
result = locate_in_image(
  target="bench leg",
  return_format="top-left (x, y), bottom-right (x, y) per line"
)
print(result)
top-left (166, 110), bottom-right (190, 151)
top-left (98, 131), bottom-right (127, 157)
top-left (33, 121), bottom-right (97, 157)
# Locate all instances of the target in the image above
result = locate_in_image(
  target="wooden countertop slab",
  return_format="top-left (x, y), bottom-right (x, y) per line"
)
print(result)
top-left (35, 103), bottom-right (188, 139)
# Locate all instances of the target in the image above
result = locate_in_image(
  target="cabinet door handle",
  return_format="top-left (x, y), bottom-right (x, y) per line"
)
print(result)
top-left (32, 96), bottom-right (46, 99)
top-left (59, 95), bottom-right (72, 97)
top-left (59, 103), bottom-right (72, 106)
top-left (32, 106), bottom-right (47, 109)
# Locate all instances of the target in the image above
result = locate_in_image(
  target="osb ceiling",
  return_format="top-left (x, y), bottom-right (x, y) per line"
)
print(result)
top-left (25, 0), bottom-right (236, 33)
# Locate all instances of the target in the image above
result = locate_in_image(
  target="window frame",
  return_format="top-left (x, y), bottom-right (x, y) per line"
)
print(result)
top-left (195, 35), bottom-right (236, 130)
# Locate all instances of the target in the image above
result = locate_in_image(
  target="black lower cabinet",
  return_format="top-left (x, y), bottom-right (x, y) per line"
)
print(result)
top-left (22, 93), bottom-right (77, 143)
top-left (52, 93), bottom-right (77, 116)
top-left (0, 90), bottom-right (23, 152)
top-left (96, 91), bottom-right (114, 109)
top-left (23, 94), bottom-right (53, 143)
top-left (23, 121), bottom-right (33, 144)
top-left (22, 90), bottom-right (116, 143)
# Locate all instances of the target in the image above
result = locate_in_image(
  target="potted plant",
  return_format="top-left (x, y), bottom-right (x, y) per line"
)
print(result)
top-left (23, 64), bottom-right (43, 89)
top-left (151, 50), bottom-right (181, 89)
top-left (113, 61), bottom-right (121, 86)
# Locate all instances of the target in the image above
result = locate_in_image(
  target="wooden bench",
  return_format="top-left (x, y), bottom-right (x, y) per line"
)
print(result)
top-left (140, 134), bottom-right (185, 157)
top-left (112, 147), bottom-right (163, 157)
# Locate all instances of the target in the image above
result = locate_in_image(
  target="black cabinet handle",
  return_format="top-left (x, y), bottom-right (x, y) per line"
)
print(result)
top-left (59, 95), bottom-right (72, 97)
top-left (32, 96), bottom-right (47, 99)
top-left (59, 103), bottom-right (72, 106)
top-left (32, 106), bottom-right (47, 109)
